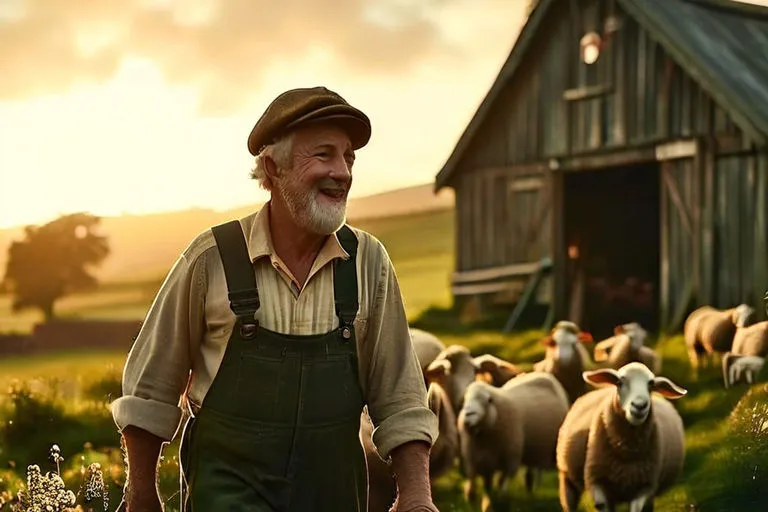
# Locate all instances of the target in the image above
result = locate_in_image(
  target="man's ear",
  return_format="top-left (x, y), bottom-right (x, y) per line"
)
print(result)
top-left (263, 155), bottom-right (280, 183)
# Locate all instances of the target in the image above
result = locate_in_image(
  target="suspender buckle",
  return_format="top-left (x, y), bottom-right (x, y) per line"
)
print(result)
top-left (228, 288), bottom-right (260, 317)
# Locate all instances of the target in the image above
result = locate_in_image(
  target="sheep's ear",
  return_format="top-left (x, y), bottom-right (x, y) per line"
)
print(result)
top-left (613, 325), bottom-right (625, 335)
top-left (427, 383), bottom-right (442, 416)
top-left (475, 371), bottom-right (494, 383)
top-left (651, 377), bottom-right (687, 399)
top-left (541, 336), bottom-right (556, 347)
top-left (578, 332), bottom-right (594, 343)
top-left (583, 368), bottom-right (621, 387)
top-left (425, 359), bottom-right (451, 380)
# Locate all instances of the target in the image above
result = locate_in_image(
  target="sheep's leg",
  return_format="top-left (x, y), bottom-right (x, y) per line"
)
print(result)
top-left (558, 472), bottom-right (581, 512)
top-left (746, 369), bottom-right (754, 385)
top-left (591, 484), bottom-right (615, 511)
top-left (480, 473), bottom-right (495, 512)
top-left (525, 468), bottom-right (536, 494)
top-left (462, 476), bottom-right (477, 503)
top-left (629, 492), bottom-right (651, 512)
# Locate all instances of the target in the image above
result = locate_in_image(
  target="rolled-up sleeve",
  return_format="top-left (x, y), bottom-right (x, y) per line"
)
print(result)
top-left (110, 250), bottom-right (206, 441)
top-left (362, 243), bottom-right (439, 461)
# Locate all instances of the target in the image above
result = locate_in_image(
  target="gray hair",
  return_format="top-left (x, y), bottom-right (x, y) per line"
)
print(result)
top-left (249, 132), bottom-right (295, 191)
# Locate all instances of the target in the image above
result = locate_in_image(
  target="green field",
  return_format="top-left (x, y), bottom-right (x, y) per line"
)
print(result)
top-left (0, 207), bottom-right (766, 511)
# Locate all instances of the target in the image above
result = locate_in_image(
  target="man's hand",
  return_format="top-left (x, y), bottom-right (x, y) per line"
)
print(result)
top-left (388, 441), bottom-right (439, 512)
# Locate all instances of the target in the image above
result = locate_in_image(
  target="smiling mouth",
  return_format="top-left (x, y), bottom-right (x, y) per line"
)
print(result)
top-left (319, 188), bottom-right (346, 201)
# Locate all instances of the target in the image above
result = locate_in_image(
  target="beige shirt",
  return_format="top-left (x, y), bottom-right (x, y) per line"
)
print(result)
top-left (110, 204), bottom-right (438, 460)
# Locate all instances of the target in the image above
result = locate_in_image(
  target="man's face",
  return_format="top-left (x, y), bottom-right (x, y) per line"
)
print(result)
top-left (273, 123), bottom-right (355, 235)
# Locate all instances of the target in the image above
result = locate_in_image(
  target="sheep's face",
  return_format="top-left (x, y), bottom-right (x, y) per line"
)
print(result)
top-left (583, 362), bottom-right (687, 426)
top-left (458, 382), bottom-right (496, 433)
top-left (425, 346), bottom-right (478, 411)
top-left (615, 322), bottom-right (648, 350)
top-left (542, 322), bottom-right (593, 365)
top-left (733, 304), bottom-right (755, 327)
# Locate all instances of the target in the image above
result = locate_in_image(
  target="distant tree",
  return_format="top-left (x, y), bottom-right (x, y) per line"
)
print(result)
top-left (1, 213), bottom-right (110, 322)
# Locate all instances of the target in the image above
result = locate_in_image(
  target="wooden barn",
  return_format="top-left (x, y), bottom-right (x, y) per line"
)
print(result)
top-left (434, 0), bottom-right (768, 338)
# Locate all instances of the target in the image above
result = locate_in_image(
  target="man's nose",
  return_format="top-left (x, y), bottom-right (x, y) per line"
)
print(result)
top-left (329, 159), bottom-right (352, 182)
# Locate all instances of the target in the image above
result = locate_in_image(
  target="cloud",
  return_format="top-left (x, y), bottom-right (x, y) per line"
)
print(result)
top-left (0, 0), bottom-right (476, 114)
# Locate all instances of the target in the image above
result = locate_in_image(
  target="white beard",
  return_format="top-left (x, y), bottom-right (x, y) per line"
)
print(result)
top-left (278, 177), bottom-right (347, 235)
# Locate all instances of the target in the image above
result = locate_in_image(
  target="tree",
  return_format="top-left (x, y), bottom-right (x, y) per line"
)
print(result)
top-left (1, 213), bottom-right (110, 322)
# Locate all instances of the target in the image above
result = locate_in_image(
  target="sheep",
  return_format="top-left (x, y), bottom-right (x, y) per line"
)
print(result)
top-left (684, 303), bottom-right (753, 371)
top-left (593, 322), bottom-right (662, 375)
top-left (361, 383), bottom-right (459, 512)
top-left (556, 362), bottom-right (687, 512)
top-left (425, 345), bottom-right (480, 413)
top-left (458, 372), bottom-right (570, 511)
top-left (731, 317), bottom-right (768, 357)
top-left (410, 327), bottom-right (447, 375)
top-left (472, 353), bottom-right (524, 386)
top-left (722, 353), bottom-right (765, 389)
top-left (533, 320), bottom-right (594, 403)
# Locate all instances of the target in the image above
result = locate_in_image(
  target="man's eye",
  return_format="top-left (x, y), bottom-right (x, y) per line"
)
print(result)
top-left (316, 152), bottom-right (328, 158)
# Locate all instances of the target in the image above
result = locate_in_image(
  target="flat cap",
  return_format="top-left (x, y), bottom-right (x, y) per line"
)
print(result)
top-left (247, 86), bottom-right (371, 156)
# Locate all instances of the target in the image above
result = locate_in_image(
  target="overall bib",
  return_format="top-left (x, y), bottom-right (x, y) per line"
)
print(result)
top-left (179, 220), bottom-right (368, 511)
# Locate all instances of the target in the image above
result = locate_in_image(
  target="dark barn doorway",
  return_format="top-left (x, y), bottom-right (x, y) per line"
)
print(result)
top-left (563, 162), bottom-right (661, 340)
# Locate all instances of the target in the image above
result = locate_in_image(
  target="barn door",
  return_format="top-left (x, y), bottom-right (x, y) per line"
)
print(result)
top-left (508, 173), bottom-right (552, 264)
top-left (660, 155), bottom-right (700, 332)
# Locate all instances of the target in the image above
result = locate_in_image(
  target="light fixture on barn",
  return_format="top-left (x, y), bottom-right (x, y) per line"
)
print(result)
top-left (579, 14), bottom-right (621, 65)
top-left (580, 32), bottom-right (602, 64)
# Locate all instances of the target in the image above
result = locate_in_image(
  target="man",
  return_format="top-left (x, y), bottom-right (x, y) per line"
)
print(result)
top-left (111, 86), bottom-right (440, 512)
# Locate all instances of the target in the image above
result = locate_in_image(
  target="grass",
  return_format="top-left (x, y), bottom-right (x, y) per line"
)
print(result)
top-left (0, 207), bottom-right (766, 510)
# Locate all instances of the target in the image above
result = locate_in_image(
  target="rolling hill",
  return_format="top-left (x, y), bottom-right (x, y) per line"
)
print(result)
top-left (0, 183), bottom-right (454, 283)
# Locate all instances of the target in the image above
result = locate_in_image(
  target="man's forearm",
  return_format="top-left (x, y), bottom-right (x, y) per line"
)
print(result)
top-left (389, 440), bottom-right (432, 507)
top-left (122, 425), bottom-right (164, 499)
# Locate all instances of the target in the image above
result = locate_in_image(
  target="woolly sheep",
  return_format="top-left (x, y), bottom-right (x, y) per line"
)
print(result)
top-left (533, 320), bottom-right (594, 403)
top-left (731, 318), bottom-right (768, 357)
top-left (410, 327), bottom-right (447, 374)
top-left (722, 353), bottom-right (765, 389)
top-left (472, 353), bottom-right (524, 386)
top-left (425, 345), bottom-right (479, 413)
top-left (593, 322), bottom-right (661, 375)
top-left (556, 362), bottom-right (687, 512)
top-left (361, 383), bottom-right (459, 512)
top-left (458, 373), bottom-right (570, 510)
top-left (684, 304), bottom-right (753, 370)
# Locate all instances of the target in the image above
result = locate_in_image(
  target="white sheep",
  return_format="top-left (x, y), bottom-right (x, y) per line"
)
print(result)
top-left (731, 318), bottom-right (768, 357)
top-left (556, 362), bottom-right (687, 512)
top-left (722, 353), bottom-right (765, 389)
top-left (684, 304), bottom-right (753, 370)
top-left (458, 372), bottom-right (570, 511)
top-left (425, 345), bottom-right (480, 413)
top-left (410, 327), bottom-right (447, 374)
top-left (593, 322), bottom-right (661, 375)
top-left (472, 353), bottom-right (524, 386)
top-left (361, 382), bottom-right (459, 512)
top-left (533, 320), bottom-right (594, 403)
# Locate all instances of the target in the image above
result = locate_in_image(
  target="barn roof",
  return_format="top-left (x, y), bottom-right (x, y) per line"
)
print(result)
top-left (434, 0), bottom-right (768, 191)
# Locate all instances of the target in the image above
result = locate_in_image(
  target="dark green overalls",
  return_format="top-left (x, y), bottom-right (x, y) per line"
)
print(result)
top-left (179, 220), bottom-right (368, 511)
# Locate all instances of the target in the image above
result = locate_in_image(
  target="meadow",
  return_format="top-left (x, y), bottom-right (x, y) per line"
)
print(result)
top-left (0, 207), bottom-right (766, 511)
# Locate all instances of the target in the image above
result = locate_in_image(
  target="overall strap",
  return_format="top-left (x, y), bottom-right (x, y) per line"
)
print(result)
top-left (334, 225), bottom-right (359, 332)
top-left (211, 220), bottom-right (260, 319)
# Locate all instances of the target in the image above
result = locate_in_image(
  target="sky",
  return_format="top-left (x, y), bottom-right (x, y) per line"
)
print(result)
top-left (1, 0), bottom-right (767, 229)
top-left (0, 0), bottom-right (534, 229)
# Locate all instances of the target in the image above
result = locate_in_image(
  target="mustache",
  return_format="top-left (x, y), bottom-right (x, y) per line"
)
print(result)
top-left (316, 178), bottom-right (348, 191)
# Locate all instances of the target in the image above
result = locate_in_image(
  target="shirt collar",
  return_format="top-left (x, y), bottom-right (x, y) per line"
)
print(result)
top-left (245, 202), bottom-right (350, 265)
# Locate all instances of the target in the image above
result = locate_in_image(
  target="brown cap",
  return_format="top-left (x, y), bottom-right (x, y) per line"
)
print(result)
top-left (247, 86), bottom-right (371, 156)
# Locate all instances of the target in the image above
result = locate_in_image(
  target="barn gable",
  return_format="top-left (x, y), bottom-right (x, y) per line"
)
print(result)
top-left (437, 0), bottom-right (768, 334)
top-left (435, 0), bottom-right (768, 191)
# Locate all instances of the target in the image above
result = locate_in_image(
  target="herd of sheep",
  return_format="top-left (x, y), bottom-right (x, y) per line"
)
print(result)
top-left (359, 302), bottom-right (768, 512)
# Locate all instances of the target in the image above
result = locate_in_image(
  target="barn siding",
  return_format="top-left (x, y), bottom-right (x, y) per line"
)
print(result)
top-left (447, 0), bottom-right (768, 326)
top-left (453, 0), bottom-right (753, 275)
